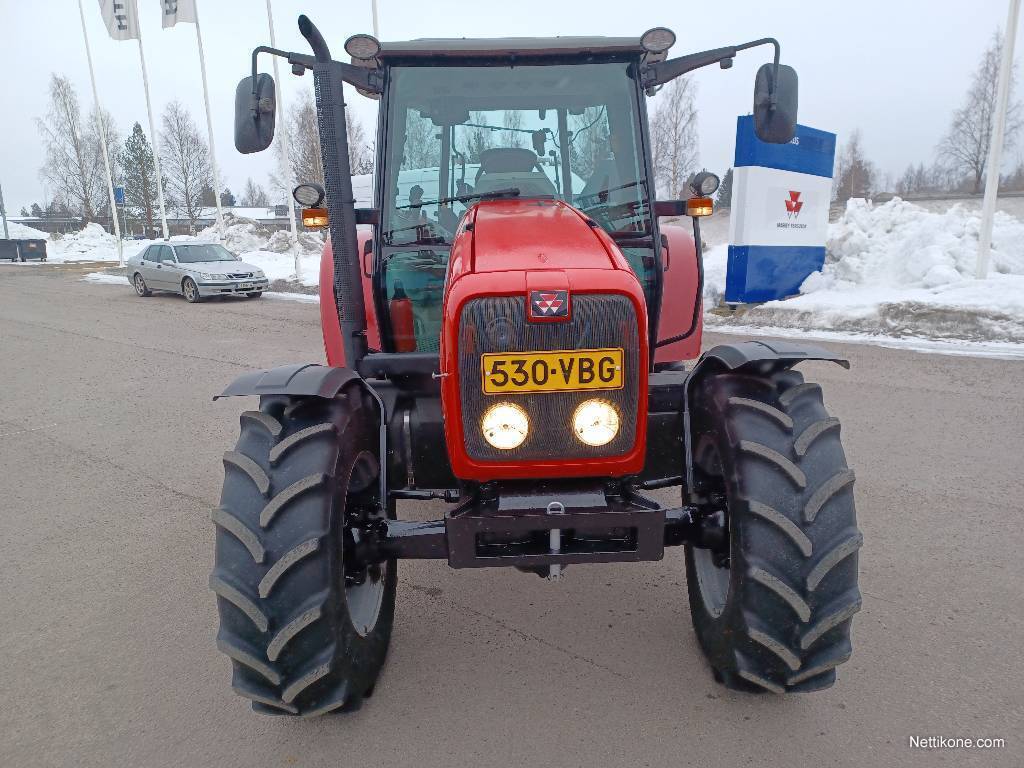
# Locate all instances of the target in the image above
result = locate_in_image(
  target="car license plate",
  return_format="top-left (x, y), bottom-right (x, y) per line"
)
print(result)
top-left (240, 282), bottom-right (254, 289)
top-left (481, 348), bottom-right (623, 394)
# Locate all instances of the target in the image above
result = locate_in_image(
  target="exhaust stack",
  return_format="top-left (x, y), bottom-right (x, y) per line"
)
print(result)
top-left (298, 15), bottom-right (367, 368)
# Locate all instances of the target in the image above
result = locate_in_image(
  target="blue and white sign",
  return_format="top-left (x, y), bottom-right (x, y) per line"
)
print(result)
top-left (725, 116), bottom-right (836, 303)
top-left (114, 185), bottom-right (126, 206)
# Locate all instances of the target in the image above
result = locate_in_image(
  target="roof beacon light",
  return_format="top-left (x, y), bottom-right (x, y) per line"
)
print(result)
top-left (641, 27), bottom-right (676, 54)
top-left (345, 34), bottom-right (382, 60)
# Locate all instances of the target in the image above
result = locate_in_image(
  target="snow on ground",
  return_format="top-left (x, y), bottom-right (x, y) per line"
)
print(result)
top-left (705, 198), bottom-right (1024, 345)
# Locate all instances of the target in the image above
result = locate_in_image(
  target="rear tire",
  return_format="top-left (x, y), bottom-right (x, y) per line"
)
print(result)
top-left (685, 368), bottom-right (861, 693)
top-left (133, 273), bottom-right (151, 296)
top-left (182, 277), bottom-right (201, 303)
top-left (211, 387), bottom-right (396, 716)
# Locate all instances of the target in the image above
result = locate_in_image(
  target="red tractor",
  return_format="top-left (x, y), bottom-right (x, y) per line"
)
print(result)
top-left (212, 16), bottom-right (861, 716)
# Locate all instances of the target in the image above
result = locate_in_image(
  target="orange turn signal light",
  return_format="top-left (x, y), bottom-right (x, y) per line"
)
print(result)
top-left (686, 197), bottom-right (714, 217)
top-left (302, 207), bottom-right (329, 229)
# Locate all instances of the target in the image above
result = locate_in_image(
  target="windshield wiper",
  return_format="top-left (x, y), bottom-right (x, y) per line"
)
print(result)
top-left (395, 187), bottom-right (521, 210)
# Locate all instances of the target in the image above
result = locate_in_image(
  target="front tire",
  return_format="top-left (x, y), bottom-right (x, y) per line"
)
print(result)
top-left (246, 291), bottom-right (263, 299)
top-left (685, 368), bottom-right (861, 693)
top-left (182, 277), bottom-right (201, 303)
top-left (211, 387), bottom-right (396, 716)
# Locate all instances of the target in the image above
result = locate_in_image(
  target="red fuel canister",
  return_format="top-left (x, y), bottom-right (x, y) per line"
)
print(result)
top-left (390, 280), bottom-right (416, 352)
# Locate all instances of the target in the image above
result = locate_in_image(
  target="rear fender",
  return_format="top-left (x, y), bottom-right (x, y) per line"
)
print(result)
top-left (655, 222), bottom-right (702, 364)
top-left (683, 340), bottom-right (850, 499)
top-left (321, 225), bottom-right (379, 366)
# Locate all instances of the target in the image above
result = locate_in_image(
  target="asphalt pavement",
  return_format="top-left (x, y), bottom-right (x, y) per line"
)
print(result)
top-left (1, 263), bottom-right (1021, 768)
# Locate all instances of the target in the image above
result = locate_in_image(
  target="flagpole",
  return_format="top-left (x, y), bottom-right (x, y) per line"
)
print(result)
top-left (134, 0), bottom-right (169, 239)
top-left (977, 0), bottom-right (1021, 278)
top-left (265, 0), bottom-right (301, 280)
top-left (0, 179), bottom-right (9, 240)
top-left (77, 0), bottom-right (124, 265)
top-left (192, 0), bottom-right (224, 238)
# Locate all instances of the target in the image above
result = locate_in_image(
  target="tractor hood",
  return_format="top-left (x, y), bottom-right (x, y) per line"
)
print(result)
top-left (467, 199), bottom-right (623, 274)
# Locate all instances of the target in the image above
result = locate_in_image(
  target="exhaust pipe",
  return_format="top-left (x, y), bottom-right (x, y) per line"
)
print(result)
top-left (298, 15), bottom-right (367, 368)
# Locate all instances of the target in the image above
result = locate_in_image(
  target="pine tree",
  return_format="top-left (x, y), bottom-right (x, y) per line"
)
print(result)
top-left (220, 188), bottom-right (236, 207)
top-left (121, 122), bottom-right (157, 233)
top-left (716, 167), bottom-right (733, 208)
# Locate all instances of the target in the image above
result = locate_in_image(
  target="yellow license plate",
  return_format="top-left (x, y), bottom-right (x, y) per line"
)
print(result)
top-left (481, 348), bottom-right (624, 394)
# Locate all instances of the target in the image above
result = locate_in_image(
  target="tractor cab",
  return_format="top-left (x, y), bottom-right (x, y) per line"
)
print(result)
top-left (213, 17), bottom-right (860, 717)
top-left (376, 46), bottom-right (661, 349)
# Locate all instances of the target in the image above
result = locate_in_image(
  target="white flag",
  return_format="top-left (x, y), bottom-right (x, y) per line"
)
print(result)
top-left (97, 0), bottom-right (140, 40)
top-left (160, 0), bottom-right (196, 28)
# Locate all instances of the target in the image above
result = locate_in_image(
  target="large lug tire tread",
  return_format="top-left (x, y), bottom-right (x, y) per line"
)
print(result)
top-left (685, 368), bottom-right (861, 694)
top-left (211, 388), bottom-right (396, 716)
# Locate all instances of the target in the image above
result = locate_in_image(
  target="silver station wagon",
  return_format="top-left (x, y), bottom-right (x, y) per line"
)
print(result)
top-left (127, 243), bottom-right (269, 303)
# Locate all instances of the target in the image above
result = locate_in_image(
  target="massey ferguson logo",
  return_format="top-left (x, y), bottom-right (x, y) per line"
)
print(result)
top-left (785, 190), bottom-right (804, 218)
top-left (529, 290), bottom-right (569, 320)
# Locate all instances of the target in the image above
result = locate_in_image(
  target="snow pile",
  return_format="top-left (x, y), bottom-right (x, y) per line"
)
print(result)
top-left (240, 250), bottom-right (321, 288)
top-left (707, 198), bottom-right (1024, 345)
top-left (4, 221), bottom-right (50, 239)
top-left (46, 224), bottom-right (152, 262)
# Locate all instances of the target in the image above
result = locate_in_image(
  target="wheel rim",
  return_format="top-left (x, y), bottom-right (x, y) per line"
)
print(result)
top-left (135, 275), bottom-right (145, 294)
top-left (693, 546), bottom-right (730, 618)
top-left (184, 280), bottom-right (195, 300)
top-left (343, 452), bottom-right (385, 637)
top-left (692, 442), bottom-right (731, 618)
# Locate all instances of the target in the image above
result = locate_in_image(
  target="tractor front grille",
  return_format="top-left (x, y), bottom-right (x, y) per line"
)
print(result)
top-left (458, 294), bottom-right (639, 463)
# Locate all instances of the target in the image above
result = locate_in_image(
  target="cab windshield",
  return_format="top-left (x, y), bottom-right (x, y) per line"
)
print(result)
top-left (382, 61), bottom-right (652, 245)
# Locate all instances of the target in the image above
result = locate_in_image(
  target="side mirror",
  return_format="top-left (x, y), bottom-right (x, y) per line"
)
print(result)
top-left (753, 63), bottom-right (798, 144)
top-left (234, 74), bottom-right (276, 154)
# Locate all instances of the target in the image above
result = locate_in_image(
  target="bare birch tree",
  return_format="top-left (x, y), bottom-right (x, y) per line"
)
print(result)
top-left (240, 178), bottom-right (270, 207)
top-left (939, 31), bottom-right (1022, 193)
top-left (270, 90), bottom-right (374, 200)
top-left (37, 74), bottom-right (120, 221)
top-left (650, 77), bottom-right (698, 197)
top-left (159, 100), bottom-right (212, 231)
top-left (833, 129), bottom-right (877, 201)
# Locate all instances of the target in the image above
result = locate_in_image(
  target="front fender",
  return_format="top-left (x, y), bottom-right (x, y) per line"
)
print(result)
top-left (682, 340), bottom-right (849, 497)
top-left (213, 363), bottom-right (360, 400)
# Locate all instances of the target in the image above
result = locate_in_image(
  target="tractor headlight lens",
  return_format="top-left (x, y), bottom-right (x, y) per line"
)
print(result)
top-left (480, 402), bottom-right (530, 450)
top-left (572, 399), bottom-right (620, 447)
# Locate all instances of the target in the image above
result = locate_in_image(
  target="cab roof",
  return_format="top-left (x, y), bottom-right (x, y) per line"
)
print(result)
top-left (376, 36), bottom-right (649, 60)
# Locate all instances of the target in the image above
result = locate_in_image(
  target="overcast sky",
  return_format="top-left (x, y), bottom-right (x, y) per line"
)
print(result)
top-left (0, 0), bottom-right (1019, 213)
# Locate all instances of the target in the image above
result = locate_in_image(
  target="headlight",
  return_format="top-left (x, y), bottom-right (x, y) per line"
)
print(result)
top-left (252, 269), bottom-right (265, 278)
top-left (572, 399), bottom-right (620, 447)
top-left (480, 402), bottom-right (529, 450)
top-left (199, 272), bottom-right (214, 280)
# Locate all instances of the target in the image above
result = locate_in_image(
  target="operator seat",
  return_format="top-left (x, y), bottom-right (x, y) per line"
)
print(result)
top-left (473, 147), bottom-right (556, 197)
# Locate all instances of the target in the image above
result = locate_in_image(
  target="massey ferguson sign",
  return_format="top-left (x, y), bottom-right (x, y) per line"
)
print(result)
top-left (725, 116), bottom-right (836, 302)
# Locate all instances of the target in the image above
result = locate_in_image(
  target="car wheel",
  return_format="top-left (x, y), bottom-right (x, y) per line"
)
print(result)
top-left (246, 292), bottom-right (263, 299)
top-left (133, 273), bottom-right (152, 297)
top-left (183, 277), bottom-right (202, 303)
